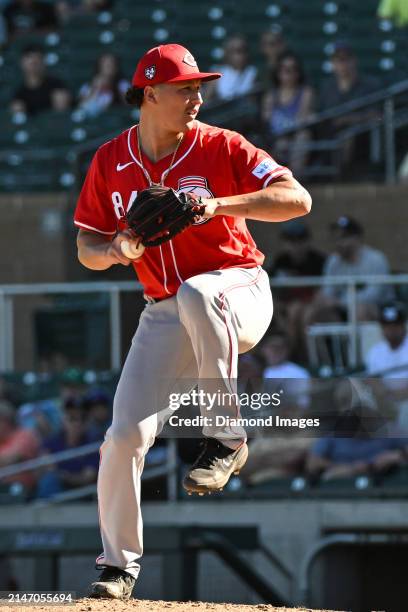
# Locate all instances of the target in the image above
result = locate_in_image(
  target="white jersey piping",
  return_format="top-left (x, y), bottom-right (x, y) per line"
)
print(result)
top-left (159, 245), bottom-right (171, 295)
top-left (126, 123), bottom-right (199, 182)
top-left (263, 168), bottom-right (292, 188)
top-left (75, 221), bottom-right (116, 235)
top-left (169, 240), bottom-right (183, 284)
top-left (127, 123), bottom-right (199, 294)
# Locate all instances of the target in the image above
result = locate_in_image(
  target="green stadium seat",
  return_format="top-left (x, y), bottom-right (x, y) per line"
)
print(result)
top-left (0, 0), bottom-right (402, 193)
top-left (379, 465), bottom-right (408, 489)
top-left (0, 483), bottom-right (28, 504)
top-left (314, 475), bottom-right (375, 496)
top-left (0, 161), bottom-right (61, 192)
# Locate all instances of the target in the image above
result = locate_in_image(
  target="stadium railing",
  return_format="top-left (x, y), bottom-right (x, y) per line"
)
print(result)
top-left (1, 274), bottom-right (408, 372)
top-left (0, 437), bottom-right (178, 503)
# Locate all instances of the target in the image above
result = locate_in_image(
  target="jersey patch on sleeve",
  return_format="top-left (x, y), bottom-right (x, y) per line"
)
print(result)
top-left (251, 158), bottom-right (278, 179)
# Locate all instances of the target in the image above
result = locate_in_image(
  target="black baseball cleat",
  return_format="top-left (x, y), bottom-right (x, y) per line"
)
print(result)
top-left (89, 566), bottom-right (136, 600)
top-left (183, 437), bottom-right (248, 495)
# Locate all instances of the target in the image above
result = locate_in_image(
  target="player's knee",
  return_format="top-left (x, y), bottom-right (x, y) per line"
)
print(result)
top-left (177, 278), bottom-right (212, 316)
top-left (107, 421), bottom-right (154, 458)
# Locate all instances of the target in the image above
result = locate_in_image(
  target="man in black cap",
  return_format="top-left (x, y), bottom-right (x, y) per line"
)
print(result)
top-left (365, 302), bottom-right (408, 430)
top-left (317, 215), bottom-right (393, 320)
top-left (268, 220), bottom-right (326, 358)
top-left (269, 219), bottom-right (326, 301)
top-left (319, 42), bottom-right (381, 173)
top-left (320, 42), bottom-right (380, 112)
top-left (10, 44), bottom-right (71, 116)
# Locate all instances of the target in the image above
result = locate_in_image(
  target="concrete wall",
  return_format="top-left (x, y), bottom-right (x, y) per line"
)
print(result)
top-left (1, 498), bottom-right (408, 608)
top-left (0, 193), bottom-right (71, 285)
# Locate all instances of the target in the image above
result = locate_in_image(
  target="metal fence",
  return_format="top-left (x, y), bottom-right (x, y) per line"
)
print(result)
top-left (0, 438), bottom-right (178, 504)
top-left (1, 274), bottom-right (408, 372)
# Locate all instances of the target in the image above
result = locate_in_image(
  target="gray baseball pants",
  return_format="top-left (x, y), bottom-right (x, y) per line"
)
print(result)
top-left (95, 265), bottom-right (273, 577)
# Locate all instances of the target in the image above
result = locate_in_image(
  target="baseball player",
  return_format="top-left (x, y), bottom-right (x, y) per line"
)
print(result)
top-left (74, 43), bottom-right (311, 600)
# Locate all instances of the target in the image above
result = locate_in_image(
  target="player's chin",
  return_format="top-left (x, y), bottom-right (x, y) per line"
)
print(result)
top-left (183, 113), bottom-right (198, 128)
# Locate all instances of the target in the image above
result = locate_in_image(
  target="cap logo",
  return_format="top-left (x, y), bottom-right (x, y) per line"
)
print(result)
top-left (182, 52), bottom-right (197, 68)
top-left (144, 65), bottom-right (156, 80)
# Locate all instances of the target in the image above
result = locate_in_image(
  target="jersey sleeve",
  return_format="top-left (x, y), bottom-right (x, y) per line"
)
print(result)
top-left (74, 146), bottom-right (117, 235)
top-left (227, 132), bottom-right (292, 194)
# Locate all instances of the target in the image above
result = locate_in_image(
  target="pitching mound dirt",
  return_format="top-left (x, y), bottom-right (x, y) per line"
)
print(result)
top-left (0, 599), bottom-right (338, 612)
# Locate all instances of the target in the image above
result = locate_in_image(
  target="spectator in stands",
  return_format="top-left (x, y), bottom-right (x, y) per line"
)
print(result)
top-left (310, 216), bottom-right (393, 322)
top-left (268, 219), bottom-right (326, 303)
top-left (10, 44), bottom-right (71, 115)
top-left (240, 332), bottom-right (312, 484)
top-left (82, 388), bottom-right (112, 441)
top-left (17, 399), bottom-right (63, 440)
top-left (0, 400), bottom-right (40, 493)
top-left (36, 398), bottom-right (99, 498)
top-left (59, 367), bottom-right (87, 402)
top-left (268, 219), bottom-right (326, 361)
top-left (307, 434), bottom-right (408, 480)
top-left (56, 0), bottom-right (113, 23)
top-left (306, 380), bottom-right (408, 480)
top-left (77, 52), bottom-right (129, 118)
top-left (262, 51), bottom-right (314, 177)
top-left (15, 368), bottom-right (88, 444)
top-left (259, 28), bottom-right (288, 87)
top-left (3, 0), bottom-right (58, 40)
top-left (319, 42), bottom-right (381, 173)
top-left (366, 302), bottom-right (408, 429)
top-left (242, 432), bottom-right (312, 484)
top-left (366, 302), bottom-right (408, 376)
top-left (205, 34), bottom-right (258, 102)
top-left (238, 352), bottom-right (264, 395)
top-left (261, 330), bottom-right (311, 409)
top-left (320, 42), bottom-right (381, 114)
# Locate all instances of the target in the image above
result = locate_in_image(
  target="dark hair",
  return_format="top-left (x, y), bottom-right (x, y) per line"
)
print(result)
top-left (125, 86), bottom-right (145, 108)
top-left (272, 51), bottom-right (305, 87)
top-left (330, 215), bottom-right (363, 237)
top-left (93, 52), bottom-right (124, 104)
top-left (262, 328), bottom-right (290, 347)
top-left (21, 43), bottom-right (44, 57)
top-left (94, 52), bottom-right (120, 76)
top-left (224, 33), bottom-right (249, 48)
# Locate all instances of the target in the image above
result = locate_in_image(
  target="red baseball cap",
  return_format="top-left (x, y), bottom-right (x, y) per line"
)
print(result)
top-left (132, 43), bottom-right (221, 88)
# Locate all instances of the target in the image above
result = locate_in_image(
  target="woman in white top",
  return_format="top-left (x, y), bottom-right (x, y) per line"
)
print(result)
top-left (77, 52), bottom-right (129, 118)
top-left (205, 34), bottom-right (258, 101)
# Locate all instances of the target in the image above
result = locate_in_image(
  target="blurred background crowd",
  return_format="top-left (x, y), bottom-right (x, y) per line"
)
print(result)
top-left (0, 0), bottom-right (408, 189)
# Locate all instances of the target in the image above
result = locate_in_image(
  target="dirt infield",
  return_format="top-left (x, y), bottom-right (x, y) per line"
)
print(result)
top-left (0, 599), bottom-right (338, 612)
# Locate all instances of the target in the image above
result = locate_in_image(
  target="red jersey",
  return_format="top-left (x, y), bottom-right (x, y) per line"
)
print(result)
top-left (74, 120), bottom-right (291, 299)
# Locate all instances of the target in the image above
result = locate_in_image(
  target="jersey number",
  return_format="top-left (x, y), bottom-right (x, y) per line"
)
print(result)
top-left (111, 191), bottom-right (137, 220)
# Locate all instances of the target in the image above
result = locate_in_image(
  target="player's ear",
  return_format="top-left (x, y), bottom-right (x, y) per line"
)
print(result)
top-left (144, 85), bottom-right (159, 105)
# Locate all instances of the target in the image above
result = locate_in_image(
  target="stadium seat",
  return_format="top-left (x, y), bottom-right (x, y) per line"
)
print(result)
top-left (0, 0), bottom-right (403, 192)
top-left (380, 465), bottom-right (408, 489)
